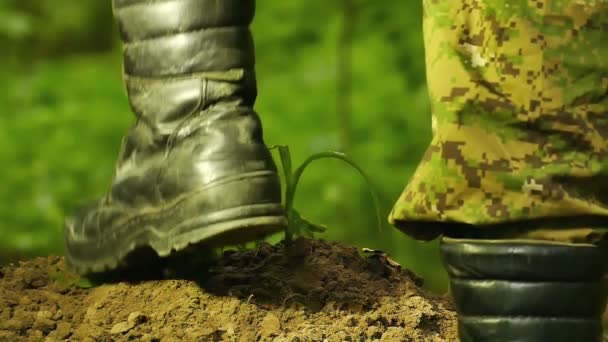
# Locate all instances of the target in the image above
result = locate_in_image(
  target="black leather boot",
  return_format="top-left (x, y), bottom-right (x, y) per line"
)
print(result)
top-left (64, 0), bottom-right (286, 274)
top-left (441, 237), bottom-right (607, 342)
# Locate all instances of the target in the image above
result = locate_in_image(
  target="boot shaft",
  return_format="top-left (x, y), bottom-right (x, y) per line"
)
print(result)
top-left (107, 0), bottom-right (275, 199)
top-left (112, 0), bottom-right (255, 44)
top-left (112, 0), bottom-right (258, 134)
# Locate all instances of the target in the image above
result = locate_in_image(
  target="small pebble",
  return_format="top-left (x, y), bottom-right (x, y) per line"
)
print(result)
top-left (52, 309), bottom-right (63, 321)
top-left (33, 317), bottom-right (56, 334)
top-left (19, 296), bottom-right (32, 305)
top-left (37, 310), bottom-right (53, 320)
top-left (54, 322), bottom-right (72, 339)
top-left (110, 321), bottom-right (134, 334)
top-left (259, 313), bottom-right (281, 337)
top-left (128, 311), bottom-right (147, 325)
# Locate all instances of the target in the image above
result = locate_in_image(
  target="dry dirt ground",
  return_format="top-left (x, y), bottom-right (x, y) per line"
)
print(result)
top-left (0, 238), bottom-right (458, 342)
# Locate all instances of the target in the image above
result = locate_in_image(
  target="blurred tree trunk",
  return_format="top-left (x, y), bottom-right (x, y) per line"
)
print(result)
top-left (1, 0), bottom-right (116, 63)
top-left (337, 0), bottom-right (356, 155)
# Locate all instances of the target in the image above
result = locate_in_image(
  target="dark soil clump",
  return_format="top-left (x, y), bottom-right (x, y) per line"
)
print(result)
top-left (0, 239), bottom-right (457, 341)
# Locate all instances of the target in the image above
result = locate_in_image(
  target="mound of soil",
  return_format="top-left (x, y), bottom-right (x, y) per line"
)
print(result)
top-left (0, 239), bottom-right (457, 341)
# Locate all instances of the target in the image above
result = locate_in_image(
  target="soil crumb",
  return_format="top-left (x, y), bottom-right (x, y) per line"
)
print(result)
top-left (0, 239), bottom-right (457, 341)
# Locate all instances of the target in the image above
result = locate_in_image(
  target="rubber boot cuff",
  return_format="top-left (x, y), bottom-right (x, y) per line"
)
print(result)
top-left (441, 237), bottom-right (607, 342)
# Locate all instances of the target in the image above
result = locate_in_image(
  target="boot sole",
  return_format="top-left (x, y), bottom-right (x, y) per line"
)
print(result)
top-left (68, 206), bottom-right (287, 274)
top-left (65, 171), bottom-right (287, 274)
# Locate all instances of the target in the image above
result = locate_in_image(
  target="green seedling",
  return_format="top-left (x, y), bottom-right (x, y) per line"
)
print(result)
top-left (273, 145), bottom-right (382, 244)
top-left (61, 146), bottom-right (381, 288)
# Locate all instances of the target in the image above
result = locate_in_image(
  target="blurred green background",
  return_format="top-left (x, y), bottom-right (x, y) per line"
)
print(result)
top-left (0, 1), bottom-right (448, 291)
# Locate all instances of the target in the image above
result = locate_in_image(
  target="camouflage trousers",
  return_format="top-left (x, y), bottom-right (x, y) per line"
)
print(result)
top-left (389, 0), bottom-right (608, 244)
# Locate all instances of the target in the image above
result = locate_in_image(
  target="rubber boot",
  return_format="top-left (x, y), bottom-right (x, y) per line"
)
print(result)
top-left (64, 0), bottom-right (286, 274)
top-left (441, 237), bottom-right (607, 342)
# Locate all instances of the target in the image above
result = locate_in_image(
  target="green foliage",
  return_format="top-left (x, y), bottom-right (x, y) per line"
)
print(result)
top-left (1, 1), bottom-right (448, 291)
top-left (0, 54), bottom-right (131, 256)
top-left (0, 0), bottom-right (115, 62)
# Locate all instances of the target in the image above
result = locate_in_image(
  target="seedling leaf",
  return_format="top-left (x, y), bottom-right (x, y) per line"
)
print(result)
top-left (290, 209), bottom-right (327, 238)
top-left (274, 146), bottom-right (382, 244)
top-left (291, 151), bottom-right (383, 234)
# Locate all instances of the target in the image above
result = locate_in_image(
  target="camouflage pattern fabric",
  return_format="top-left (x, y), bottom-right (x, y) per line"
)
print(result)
top-left (389, 0), bottom-right (608, 242)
